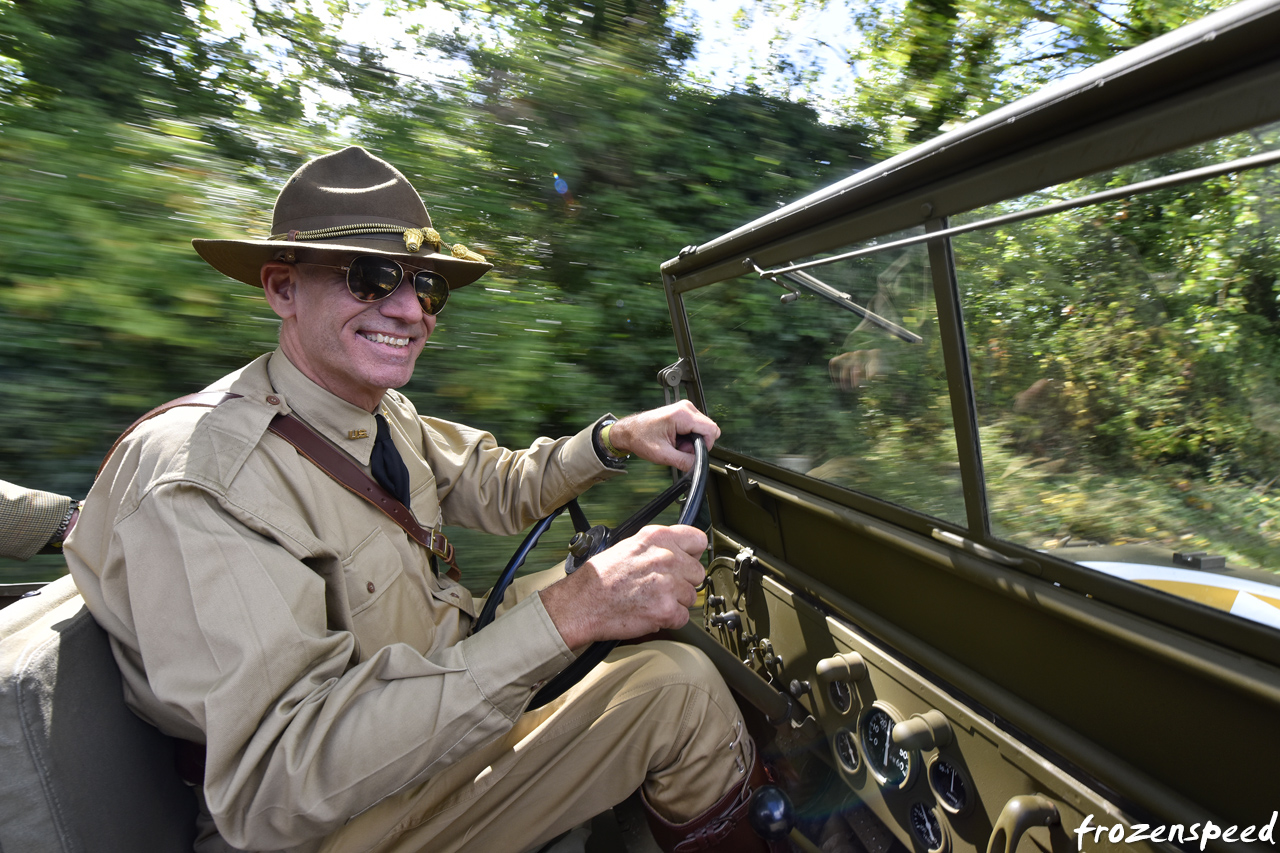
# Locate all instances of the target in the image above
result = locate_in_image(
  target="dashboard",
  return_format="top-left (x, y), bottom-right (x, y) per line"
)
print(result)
top-left (702, 548), bottom-right (1171, 853)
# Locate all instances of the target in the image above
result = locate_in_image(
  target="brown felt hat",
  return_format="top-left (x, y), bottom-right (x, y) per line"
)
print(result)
top-left (192, 146), bottom-right (493, 290)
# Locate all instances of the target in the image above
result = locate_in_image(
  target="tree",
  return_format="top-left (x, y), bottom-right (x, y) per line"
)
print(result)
top-left (0, 0), bottom-right (872, 583)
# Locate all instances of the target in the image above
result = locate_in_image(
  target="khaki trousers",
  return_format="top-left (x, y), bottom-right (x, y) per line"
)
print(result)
top-left (319, 640), bottom-right (750, 853)
top-left (320, 568), bottom-right (751, 853)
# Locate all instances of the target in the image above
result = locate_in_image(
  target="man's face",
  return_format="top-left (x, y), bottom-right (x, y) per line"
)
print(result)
top-left (266, 260), bottom-right (436, 411)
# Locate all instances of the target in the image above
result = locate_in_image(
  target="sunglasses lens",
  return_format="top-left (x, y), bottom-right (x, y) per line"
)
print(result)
top-left (346, 256), bottom-right (403, 302)
top-left (413, 271), bottom-right (450, 315)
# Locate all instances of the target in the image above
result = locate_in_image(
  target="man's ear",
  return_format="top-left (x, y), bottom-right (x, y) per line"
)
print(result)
top-left (261, 262), bottom-right (299, 319)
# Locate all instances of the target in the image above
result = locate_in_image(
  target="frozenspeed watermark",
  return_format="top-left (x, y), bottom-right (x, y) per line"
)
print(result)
top-left (1076, 812), bottom-right (1277, 850)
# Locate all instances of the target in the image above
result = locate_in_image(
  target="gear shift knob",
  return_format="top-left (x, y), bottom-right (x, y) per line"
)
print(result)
top-left (748, 784), bottom-right (794, 841)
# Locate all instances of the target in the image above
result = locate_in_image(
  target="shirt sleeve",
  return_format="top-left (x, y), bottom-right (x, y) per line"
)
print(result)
top-left (418, 415), bottom-right (625, 534)
top-left (0, 480), bottom-right (72, 561)
top-left (114, 482), bottom-right (575, 850)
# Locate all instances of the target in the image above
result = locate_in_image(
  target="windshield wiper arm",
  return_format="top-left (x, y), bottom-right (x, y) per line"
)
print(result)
top-left (747, 259), bottom-right (923, 344)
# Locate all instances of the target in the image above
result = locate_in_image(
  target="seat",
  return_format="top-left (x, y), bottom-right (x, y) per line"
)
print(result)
top-left (0, 575), bottom-right (196, 853)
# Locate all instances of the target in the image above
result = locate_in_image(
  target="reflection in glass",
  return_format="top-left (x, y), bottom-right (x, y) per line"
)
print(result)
top-left (685, 236), bottom-right (964, 525)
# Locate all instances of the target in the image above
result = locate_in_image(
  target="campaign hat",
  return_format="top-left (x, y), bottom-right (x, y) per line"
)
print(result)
top-left (192, 146), bottom-right (492, 289)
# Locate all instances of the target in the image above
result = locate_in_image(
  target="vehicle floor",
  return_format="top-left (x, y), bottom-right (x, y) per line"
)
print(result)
top-left (537, 792), bottom-right (661, 853)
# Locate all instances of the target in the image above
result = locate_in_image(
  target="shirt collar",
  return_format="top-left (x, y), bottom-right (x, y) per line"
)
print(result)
top-left (266, 350), bottom-right (382, 466)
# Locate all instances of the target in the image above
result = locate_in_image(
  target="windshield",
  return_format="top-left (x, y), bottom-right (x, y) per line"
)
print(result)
top-left (682, 119), bottom-right (1280, 631)
top-left (685, 228), bottom-right (967, 526)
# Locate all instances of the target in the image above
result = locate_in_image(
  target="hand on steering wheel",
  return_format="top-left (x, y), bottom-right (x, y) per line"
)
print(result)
top-left (472, 434), bottom-right (710, 710)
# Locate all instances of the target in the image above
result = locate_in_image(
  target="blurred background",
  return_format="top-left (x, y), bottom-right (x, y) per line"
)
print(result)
top-left (0, 0), bottom-right (1246, 589)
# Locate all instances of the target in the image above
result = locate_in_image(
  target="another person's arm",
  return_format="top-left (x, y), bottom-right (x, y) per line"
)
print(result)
top-left (0, 480), bottom-right (78, 560)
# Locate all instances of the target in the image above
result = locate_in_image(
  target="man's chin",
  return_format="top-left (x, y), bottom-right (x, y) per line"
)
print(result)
top-left (369, 356), bottom-right (421, 392)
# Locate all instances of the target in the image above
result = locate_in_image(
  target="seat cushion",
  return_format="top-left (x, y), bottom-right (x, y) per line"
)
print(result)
top-left (0, 575), bottom-right (196, 853)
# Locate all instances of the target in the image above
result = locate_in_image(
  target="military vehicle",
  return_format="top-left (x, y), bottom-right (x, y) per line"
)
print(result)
top-left (3, 1), bottom-right (1279, 851)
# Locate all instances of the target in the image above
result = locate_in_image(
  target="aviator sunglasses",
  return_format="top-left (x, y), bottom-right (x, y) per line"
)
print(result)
top-left (306, 255), bottom-right (450, 315)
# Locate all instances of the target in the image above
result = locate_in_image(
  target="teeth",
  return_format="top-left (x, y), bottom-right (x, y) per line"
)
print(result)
top-left (363, 332), bottom-right (410, 347)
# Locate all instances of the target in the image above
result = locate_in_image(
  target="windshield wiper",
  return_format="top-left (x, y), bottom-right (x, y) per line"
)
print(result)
top-left (746, 259), bottom-right (923, 344)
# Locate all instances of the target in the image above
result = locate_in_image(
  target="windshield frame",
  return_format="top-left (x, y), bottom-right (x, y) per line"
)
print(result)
top-left (660, 0), bottom-right (1280, 664)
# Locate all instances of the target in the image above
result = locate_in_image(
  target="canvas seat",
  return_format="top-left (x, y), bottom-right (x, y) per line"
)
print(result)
top-left (0, 575), bottom-right (196, 853)
top-left (0, 576), bottom-right (664, 853)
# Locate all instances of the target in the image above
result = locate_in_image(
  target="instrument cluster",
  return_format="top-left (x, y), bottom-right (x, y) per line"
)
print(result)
top-left (702, 553), bottom-right (1130, 853)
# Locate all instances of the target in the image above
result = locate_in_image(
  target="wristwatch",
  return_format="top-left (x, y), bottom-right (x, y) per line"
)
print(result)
top-left (45, 500), bottom-right (82, 552)
top-left (594, 418), bottom-right (629, 466)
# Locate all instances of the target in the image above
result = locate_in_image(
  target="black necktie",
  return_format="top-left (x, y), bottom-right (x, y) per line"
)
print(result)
top-left (371, 414), bottom-right (412, 508)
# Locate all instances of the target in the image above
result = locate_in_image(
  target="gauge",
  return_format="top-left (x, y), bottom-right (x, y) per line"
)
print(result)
top-left (834, 728), bottom-right (860, 774)
top-left (828, 679), bottom-right (853, 714)
top-left (859, 703), bottom-right (915, 789)
top-left (928, 758), bottom-right (971, 815)
top-left (909, 802), bottom-right (948, 852)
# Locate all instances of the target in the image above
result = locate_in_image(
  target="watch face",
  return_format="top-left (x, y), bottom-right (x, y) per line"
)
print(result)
top-left (860, 705), bottom-right (913, 788)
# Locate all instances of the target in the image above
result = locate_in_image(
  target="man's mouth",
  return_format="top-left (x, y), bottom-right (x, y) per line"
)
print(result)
top-left (359, 331), bottom-right (412, 348)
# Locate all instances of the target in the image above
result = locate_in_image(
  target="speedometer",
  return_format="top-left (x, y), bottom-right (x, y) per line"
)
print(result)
top-left (859, 703), bottom-right (915, 789)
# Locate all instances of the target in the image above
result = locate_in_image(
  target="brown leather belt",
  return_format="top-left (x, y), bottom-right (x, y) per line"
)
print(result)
top-left (265, 412), bottom-right (460, 579)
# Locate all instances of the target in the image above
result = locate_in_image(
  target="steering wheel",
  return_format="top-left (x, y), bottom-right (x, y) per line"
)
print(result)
top-left (472, 434), bottom-right (710, 710)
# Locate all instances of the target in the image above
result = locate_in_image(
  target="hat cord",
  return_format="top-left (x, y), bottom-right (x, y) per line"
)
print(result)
top-left (270, 223), bottom-right (444, 253)
top-left (269, 223), bottom-right (485, 262)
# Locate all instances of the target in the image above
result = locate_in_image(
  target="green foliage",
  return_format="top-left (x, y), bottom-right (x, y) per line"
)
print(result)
top-left (825, 0), bottom-right (1238, 154)
top-left (0, 115), bottom-right (281, 496)
top-left (953, 125), bottom-right (1280, 569)
top-left (961, 131), bottom-right (1280, 476)
top-left (982, 426), bottom-right (1280, 568)
top-left (0, 0), bottom-right (193, 117)
top-left (348, 9), bottom-right (868, 443)
top-left (0, 0), bottom-right (867, 586)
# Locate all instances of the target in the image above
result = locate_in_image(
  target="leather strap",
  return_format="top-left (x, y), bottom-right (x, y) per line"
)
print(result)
top-left (266, 413), bottom-right (461, 580)
top-left (98, 391), bottom-right (237, 477)
top-left (99, 392), bottom-right (461, 580)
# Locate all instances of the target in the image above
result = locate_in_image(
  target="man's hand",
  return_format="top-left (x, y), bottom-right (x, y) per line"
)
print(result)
top-left (607, 400), bottom-right (720, 471)
top-left (539, 524), bottom-right (708, 649)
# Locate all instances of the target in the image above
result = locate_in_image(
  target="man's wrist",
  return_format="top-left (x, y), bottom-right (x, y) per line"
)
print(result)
top-left (592, 417), bottom-right (628, 468)
top-left (41, 500), bottom-right (81, 553)
top-left (539, 575), bottom-right (597, 650)
top-left (600, 420), bottom-right (628, 459)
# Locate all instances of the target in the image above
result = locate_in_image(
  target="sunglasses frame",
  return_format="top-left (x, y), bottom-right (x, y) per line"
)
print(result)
top-left (302, 255), bottom-right (451, 316)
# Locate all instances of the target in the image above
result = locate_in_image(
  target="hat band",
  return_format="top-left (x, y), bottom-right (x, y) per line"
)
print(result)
top-left (268, 223), bottom-right (485, 263)
top-left (270, 223), bottom-right (444, 253)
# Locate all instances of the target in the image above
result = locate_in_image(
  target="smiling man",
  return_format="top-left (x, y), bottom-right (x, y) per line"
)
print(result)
top-left (65, 147), bottom-right (775, 853)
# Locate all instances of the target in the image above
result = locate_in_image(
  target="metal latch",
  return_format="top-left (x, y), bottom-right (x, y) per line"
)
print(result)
top-left (658, 358), bottom-right (693, 406)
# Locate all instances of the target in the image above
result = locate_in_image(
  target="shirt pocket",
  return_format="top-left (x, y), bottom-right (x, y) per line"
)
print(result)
top-left (343, 528), bottom-right (406, 617)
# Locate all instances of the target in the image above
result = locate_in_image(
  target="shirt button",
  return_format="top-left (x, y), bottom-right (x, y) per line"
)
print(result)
top-left (449, 591), bottom-right (459, 599)
top-left (266, 395), bottom-right (280, 405)
top-left (367, 581), bottom-right (376, 594)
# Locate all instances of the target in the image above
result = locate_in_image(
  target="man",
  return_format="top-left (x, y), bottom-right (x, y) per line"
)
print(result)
top-left (66, 147), bottom-right (771, 853)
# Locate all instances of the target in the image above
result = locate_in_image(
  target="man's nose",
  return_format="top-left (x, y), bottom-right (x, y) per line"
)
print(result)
top-left (380, 274), bottom-right (426, 322)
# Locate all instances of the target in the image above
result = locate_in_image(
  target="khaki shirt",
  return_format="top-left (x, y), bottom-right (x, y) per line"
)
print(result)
top-left (65, 351), bottom-right (623, 851)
